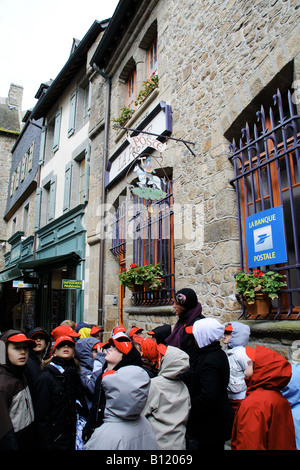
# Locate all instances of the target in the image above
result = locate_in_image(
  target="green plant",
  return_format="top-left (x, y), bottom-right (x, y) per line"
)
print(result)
top-left (112, 106), bottom-right (135, 127)
top-left (235, 269), bottom-right (287, 304)
top-left (135, 74), bottom-right (159, 106)
top-left (119, 261), bottom-right (164, 290)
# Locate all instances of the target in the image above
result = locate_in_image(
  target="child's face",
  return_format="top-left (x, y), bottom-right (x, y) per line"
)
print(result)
top-left (105, 346), bottom-right (123, 369)
top-left (53, 342), bottom-right (75, 360)
top-left (223, 332), bottom-right (231, 344)
top-left (7, 342), bottom-right (29, 366)
top-left (32, 335), bottom-right (46, 354)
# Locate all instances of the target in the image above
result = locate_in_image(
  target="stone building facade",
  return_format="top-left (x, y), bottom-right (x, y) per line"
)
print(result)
top-left (0, 84), bottom-right (23, 268)
top-left (85, 0), bottom-right (300, 358)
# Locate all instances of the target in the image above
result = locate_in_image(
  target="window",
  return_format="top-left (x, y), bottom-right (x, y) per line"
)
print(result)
top-left (20, 142), bottom-right (34, 181)
top-left (10, 163), bottom-right (21, 197)
top-left (111, 182), bottom-right (174, 309)
top-left (148, 38), bottom-right (158, 77)
top-left (126, 69), bottom-right (136, 110)
top-left (40, 176), bottom-right (56, 226)
top-left (229, 88), bottom-right (300, 319)
top-left (132, 180), bottom-right (174, 305)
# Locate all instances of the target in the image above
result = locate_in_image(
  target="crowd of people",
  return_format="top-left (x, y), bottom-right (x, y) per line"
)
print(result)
top-left (0, 287), bottom-right (299, 451)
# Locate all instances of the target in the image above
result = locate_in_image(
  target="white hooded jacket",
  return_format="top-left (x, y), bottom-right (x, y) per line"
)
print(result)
top-left (84, 365), bottom-right (157, 450)
top-left (142, 346), bottom-right (191, 450)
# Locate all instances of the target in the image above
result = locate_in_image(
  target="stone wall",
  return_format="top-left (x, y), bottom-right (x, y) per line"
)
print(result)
top-left (87, 0), bottom-right (300, 346)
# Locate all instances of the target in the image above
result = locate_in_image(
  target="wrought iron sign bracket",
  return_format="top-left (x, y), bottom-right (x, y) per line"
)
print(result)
top-left (113, 124), bottom-right (196, 157)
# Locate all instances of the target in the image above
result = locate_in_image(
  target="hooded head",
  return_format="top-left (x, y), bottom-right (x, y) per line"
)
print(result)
top-left (0, 329), bottom-right (36, 369)
top-left (247, 345), bottom-right (292, 392)
top-left (102, 365), bottom-right (150, 421)
top-left (227, 322), bottom-right (250, 348)
top-left (186, 318), bottom-right (224, 348)
top-left (75, 336), bottom-right (100, 369)
top-left (159, 345), bottom-right (190, 379)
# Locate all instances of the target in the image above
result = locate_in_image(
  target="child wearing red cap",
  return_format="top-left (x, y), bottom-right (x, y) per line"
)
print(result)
top-left (34, 335), bottom-right (88, 450)
top-left (0, 330), bottom-right (36, 449)
top-left (82, 333), bottom-right (143, 443)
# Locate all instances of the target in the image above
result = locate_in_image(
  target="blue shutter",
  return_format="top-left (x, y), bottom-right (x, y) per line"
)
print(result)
top-left (34, 188), bottom-right (42, 230)
top-left (68, 90), bottom-right (77, 137)
top-left (83, 145), bottom-right (90, 203)
top-left (48, 176), bottom-right (56, 222)
top-left (63, 162), bottom-right (73, 212)
top-left (53, 109), bottom-right (61, 152)
top-left (39, 126), bottom-right (46, 164)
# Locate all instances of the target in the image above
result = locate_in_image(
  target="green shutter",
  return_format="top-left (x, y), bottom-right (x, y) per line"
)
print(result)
top-left (39, 126), bottom-right (46, 165)
top-left (63, 162), bottom-right (73, 212)
top-left (53, 109), bottom-right (61, 152)
top-left (34, 188), bottom-right (42, 230)
top-left (48, 176), bottom-right (56, 222)
top-left (68, 90), bottom-right (77, 137)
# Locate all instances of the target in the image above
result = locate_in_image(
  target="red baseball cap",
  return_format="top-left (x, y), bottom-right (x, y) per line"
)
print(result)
top-left (51, 325), bottom-right (80, 339)
top-left (108, 336), bottom-right (132, 355)
top-left (92, 341), bottom-right (110, 350)
top-left (53, 335), bottom-right (75, 349)
top-left (7, 333), bottom-right (36, 347)
top-left (112, 326), bottom-right (127, 335)
top-left (129, 326), bottom-right (144, 337)
top-left (91, 326), bottom-right (104, 335)
top-left (141, 338), bottom-right (159, 362)
top-left (224, 324), bottom-right (233, 332)
top-left (157, 343), bottom-right (167, 356)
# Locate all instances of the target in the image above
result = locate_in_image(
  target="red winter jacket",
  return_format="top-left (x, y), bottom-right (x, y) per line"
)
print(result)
top-left (231, 345), bottom-right (296, 450)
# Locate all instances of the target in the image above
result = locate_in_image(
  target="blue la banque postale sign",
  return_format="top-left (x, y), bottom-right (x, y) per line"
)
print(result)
top-left (245, 206), bottom-right (287, 268)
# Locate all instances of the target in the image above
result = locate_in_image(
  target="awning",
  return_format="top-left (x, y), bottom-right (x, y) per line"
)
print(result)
top-left (0, 252), bottom-right (81, 283)
top-left (0, 266), bottom-right (23, 283)
top-left (18, 252), bottom-right (81, 271)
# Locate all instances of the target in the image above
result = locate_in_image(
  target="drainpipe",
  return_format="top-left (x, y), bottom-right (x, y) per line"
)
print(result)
top-left (92, 63), bottom-right (111, 327)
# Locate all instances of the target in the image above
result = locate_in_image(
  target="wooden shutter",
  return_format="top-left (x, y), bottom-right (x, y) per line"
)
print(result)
top-left (53, 109), bottom-right (61, 152)
top-left (68, 90), bottom-right (77, 137)
top-left (34, 188), bottom-right (42, 230)
top-left (63, 162), bottom-right (73, 212)
top-left (39, 126), bottom-right (46, 164)
top-left (48, 176), bottom-right (57, 222)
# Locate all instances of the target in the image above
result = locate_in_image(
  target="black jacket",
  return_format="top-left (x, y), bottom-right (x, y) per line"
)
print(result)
top-left (34, 357), bottom-right (88, 450)
top-left (186, 341), bottom-right (234, 449)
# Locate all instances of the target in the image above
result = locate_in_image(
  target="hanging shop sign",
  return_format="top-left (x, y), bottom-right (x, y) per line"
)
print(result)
top-left (13, 280), bottom-right (33, 288)
top-left (245, 206), bottom-right (287, 268)
top-left (130, 156), bottom-right (167, 200)
top-left (62, 279), bottom-right (84, 290)
top-left (105, 102), bottom-right (172, 188)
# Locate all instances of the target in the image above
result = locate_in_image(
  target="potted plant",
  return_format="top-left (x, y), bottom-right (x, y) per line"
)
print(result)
top-left (235, 269), bottom-right (287, 317)
top-left (135, 74), bottom-right (159, 107)
top-left (112, 106), bottom-right (135, 127)
top-left (119, 261), bottom-right (164, 291)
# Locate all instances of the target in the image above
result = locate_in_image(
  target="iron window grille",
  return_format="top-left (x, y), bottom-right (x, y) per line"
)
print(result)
top-left (229, 88), bottom-right (300, 319)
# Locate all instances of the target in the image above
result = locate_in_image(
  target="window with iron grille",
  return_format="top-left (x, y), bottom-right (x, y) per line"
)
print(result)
top-left (110, 181), bottom-right (174, 307)
top-left (229, 88), bottom-right (300, 319)
top-left (131, 180), bottom-right (174, 305)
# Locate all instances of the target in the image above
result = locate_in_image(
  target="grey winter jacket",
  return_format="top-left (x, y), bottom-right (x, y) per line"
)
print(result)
top-left (84, 365), bottom-right (157, 450)
top-left (142, 346), bottom-right (191, 450)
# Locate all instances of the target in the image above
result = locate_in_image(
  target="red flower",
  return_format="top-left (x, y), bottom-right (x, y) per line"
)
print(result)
top-left (130, 264), bottom-right (137, 268)
top-left (258, 272), bottom-right (264, 277)
top-left (144, 260), bottom-right (149, 265)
